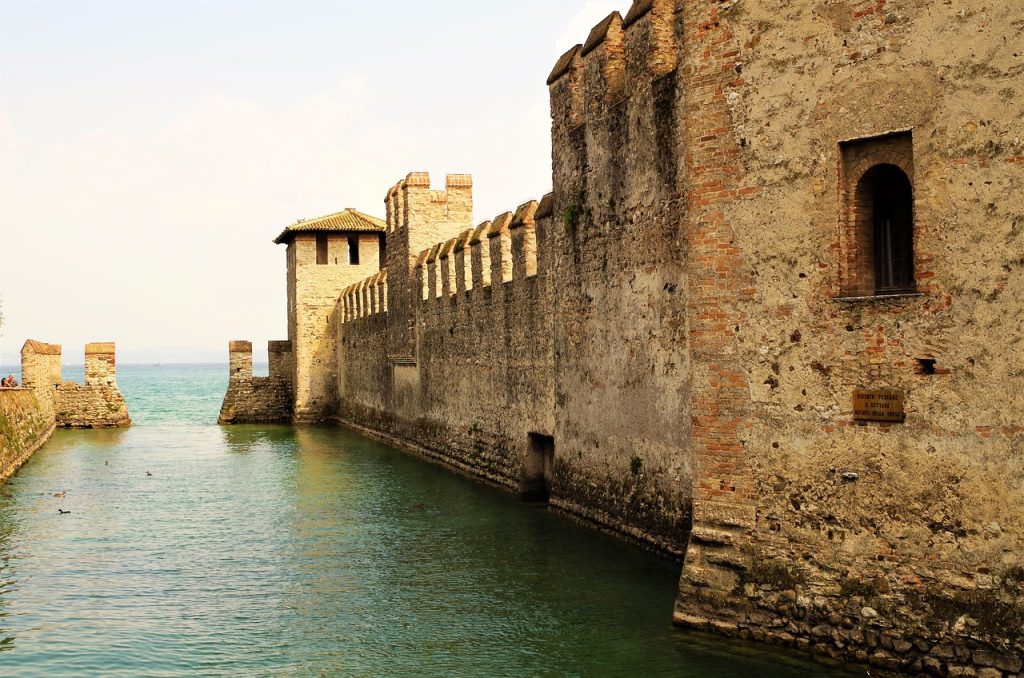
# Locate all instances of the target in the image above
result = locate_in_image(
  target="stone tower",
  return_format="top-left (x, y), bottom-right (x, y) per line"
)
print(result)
top-left (275, 209), bottom-right (386, 423)
top-left (383, 173), bottom-right (473, 362)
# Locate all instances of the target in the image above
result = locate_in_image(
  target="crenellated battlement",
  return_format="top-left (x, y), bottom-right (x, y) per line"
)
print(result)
top-left (19, 339), bottom-right (131, 428)
top-left (582, 12), bottom-right (625, 107)
top-left (384, 172), bottom-right (473, 361)
top-left (548, 1), bottom-right (677, 131)
top-left (385, 172), bottom-right (473, 238)
top-left (341, 270), bottom-right (388, 322)
top-left (405, 196), bottom-right (550, 314)
top-left (219, 339), bottom-right (293, 424)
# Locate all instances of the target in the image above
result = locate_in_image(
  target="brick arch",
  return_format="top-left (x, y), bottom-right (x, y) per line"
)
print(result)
top-left (846, 163), bottom-right (916, 295)
top-left (848, 153), bottom-right (914, 189)
top-left (838, 132), bottom-right (915, 297)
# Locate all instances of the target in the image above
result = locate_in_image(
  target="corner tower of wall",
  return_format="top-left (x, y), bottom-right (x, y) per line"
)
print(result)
top-left (338, 175), bottom-right (556, 502)
top-left (287, 229), bottom-right (382, 423)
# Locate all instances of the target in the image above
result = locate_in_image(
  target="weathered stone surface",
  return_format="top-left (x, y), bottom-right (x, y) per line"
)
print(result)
top-left (974, 650), bottom-right (1023, 674)
top-left (0, 388), bottom-right (54, 482)
top-left (218, 341), bottom-right (292, 424)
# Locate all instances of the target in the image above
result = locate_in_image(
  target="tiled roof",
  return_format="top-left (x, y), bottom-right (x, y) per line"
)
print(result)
top-left (22, 340), bottom-right (61, 355)
top-left (274, 208), bottom-right (386, 244)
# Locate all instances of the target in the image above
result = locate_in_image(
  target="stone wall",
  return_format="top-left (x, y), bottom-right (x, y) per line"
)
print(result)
top-left (337, 172), bottom-right (694, 553)
top-left (544, 0), bottom-right (1024, 674)
top-left (52, 342), bottom-right (131, 429)
top-left (0, 388), bottom-right (55, 482)
top-left (1, 339), bottom-right (130, 482)
top-left (338, 190), bottom-right (558, 501)
top-left (20, 339), bottom-right (61, 421)
top-left (21, 340), bottom-right (131, 429)
top-left (218, 340), bottom-right (293, 424)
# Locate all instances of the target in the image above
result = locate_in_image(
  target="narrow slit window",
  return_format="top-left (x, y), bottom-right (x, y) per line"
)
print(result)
top-left (520, 433), bottom-right (555, 503)
top-left (316, 234), bottom-right (328, 265)
top-left (870, 166), bottom-right (915, 293)
top-left (348, 236), bottom-right (360, 266)
top-left (854, 164), bottom-right (915, 294)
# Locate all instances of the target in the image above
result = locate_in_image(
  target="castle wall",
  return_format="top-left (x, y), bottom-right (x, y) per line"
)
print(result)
top-left (337, 187), bottom-right (558, 502)
top-left (218, 340), bottom-right (293, 424)
top-left (0, 388), bottom-right (55, 483)
top-left (543, 0), bottom-right (1023, 673)
top-left (20, 339), bottom-right (62, 421)
top-left (548, 5), bottom-right (693, 555)
top-left (225, 0), bottom-right (1024, 671)
top-left (384, 174), bottom-right (474, 363)
top-left (2, 340), bottom-right (130, 482)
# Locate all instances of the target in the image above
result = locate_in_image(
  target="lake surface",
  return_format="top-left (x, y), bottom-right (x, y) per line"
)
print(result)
top-left (0, 365), bottom-right (854, 676)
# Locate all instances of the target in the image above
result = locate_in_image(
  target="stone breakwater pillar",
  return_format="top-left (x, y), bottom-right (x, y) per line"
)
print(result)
top-left (20, 340), bottom-right (62, 421)
top-left (55, 342), bottom-right (131, 428)
top-left (85, 342), bottom-right (117, 386)
top-left (219, 340), bottom-right (294, 424)
top-left (228, 340), bottom-right (254, 383)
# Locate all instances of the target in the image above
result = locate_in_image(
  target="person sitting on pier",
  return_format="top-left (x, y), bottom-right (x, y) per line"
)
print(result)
top-left (5, 375), bottom-right (18, 388)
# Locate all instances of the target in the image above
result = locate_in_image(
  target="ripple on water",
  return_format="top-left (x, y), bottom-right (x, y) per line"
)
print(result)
top-left (0, 365), bottom-right (858, 677)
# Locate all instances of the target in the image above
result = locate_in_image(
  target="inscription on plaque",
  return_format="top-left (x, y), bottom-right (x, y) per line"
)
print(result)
top-left (853, 389), bottom-right (905, 423)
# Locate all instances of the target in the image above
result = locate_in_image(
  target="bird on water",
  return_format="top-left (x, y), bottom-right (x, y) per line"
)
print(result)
top-left (57, 509), bottom-right (71, 515)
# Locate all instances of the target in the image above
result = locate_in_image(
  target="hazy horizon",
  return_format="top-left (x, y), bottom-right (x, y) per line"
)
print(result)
top-left (0, 0), bottom-right (622, 363)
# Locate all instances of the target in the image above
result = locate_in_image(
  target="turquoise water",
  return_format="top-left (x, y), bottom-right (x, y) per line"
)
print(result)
top-left (0, 365), bottom-right (854, 676)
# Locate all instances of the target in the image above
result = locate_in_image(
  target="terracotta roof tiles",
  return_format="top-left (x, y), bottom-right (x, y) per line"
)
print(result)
top-left (274, 208), bottom-right (386, 244)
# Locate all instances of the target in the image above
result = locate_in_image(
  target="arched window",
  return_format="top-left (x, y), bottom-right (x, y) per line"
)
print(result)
top-left (347, 236), bottom-right (360, 265)
top-left (854, 164), bottom-right (915, 294)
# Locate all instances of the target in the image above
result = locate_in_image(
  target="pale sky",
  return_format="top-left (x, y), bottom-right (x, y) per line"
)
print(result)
top-left (0, 0), bottom-right (621, 365)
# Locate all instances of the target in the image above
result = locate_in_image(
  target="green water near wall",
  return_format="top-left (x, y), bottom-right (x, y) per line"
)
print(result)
top-left (0, 365), bottom-right (856, 676)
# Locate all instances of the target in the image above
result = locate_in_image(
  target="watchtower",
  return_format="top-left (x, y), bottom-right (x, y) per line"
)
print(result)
top-left (275, 209), bottom-right (386, 422)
